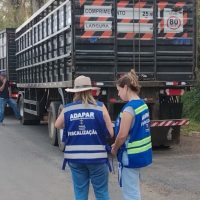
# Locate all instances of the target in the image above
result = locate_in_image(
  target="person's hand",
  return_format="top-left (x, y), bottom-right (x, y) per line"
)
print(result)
top-left (3, 78), bottom-right (7, 83)
top-left (111, 144), bottom-right (117, 156)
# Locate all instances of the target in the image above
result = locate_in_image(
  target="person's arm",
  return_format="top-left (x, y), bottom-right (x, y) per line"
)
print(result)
top-left (0, 79), bottom-right (7, 92)
top-left (55, 109), bottom-right (64, 129)
top-left (111, 111), bottom-right (133, 156)
top-left (102, 104), bottom-right (114, 138)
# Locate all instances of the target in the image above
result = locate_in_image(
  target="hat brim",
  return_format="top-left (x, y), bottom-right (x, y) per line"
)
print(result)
top-left (65, 87), bottom-right (100, 93)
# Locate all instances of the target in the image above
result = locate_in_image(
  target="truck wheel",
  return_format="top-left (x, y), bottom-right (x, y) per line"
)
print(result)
top-left (19, 97), bottom-right (29, 125)
top-left (18, 95), bottom-right (24, 122)
top-left (48, 101), bottom-right (60, 146)
top-left (57, 104), bottom-right (65, 152)
top-left (18, 95), bottom-right (40, 125)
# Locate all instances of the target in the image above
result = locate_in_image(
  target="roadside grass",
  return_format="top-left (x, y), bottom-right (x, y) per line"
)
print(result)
top-left (181, 119), bottom-right (200, 135)
top-left (181, 84), bottom-right (200, 136)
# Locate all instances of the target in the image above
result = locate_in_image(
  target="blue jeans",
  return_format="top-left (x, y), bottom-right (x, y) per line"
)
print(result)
top-left (120, 151), bottom-right (141, 200)
top-left (68, 162), bottom-right (110, 200)
top-left (0, 98), bottom-right (21, 122)
top-left (121, 167), bottom-right (141, 200)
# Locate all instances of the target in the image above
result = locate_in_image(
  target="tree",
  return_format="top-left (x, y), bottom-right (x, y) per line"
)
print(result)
top-left (0, 0), bottom-right (47, 29)
top-left (30, 0), bottom-right (47, 13)
top-left (0, 0), bottom-right (31, 29)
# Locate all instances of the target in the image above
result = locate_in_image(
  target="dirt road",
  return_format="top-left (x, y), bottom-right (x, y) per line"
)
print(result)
top-left (141, 135), bottom-right (200, 200)
top-left (0, 116), bottom-right (199, 200)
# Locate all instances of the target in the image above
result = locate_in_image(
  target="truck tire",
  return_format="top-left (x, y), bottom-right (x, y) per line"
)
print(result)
top-left (18, 95), bottom-right (40, 125)
top-left (48, 101), bottom-right (60, 146)
top-left (57, 104), bottom-right (65, 152)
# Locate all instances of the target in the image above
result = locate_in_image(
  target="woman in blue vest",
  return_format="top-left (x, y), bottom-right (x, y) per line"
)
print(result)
top-left (55, 75), bottom-right (113, 200)
top-left (111, 69), bottom-right (152, 200)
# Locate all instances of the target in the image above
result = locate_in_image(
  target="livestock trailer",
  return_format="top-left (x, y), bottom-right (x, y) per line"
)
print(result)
top-left (0, 28), bottom-right (17, 82)
top-left (0, 28), bottom-right (18, 99)
top-left (15, 0), bottom-right (196, 149)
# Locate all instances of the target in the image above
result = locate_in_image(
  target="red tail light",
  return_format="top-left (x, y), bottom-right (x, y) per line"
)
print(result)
top-left (165, 89), bottom-right (184, 96)
top-left (11, 93), bottom-right (18, 98)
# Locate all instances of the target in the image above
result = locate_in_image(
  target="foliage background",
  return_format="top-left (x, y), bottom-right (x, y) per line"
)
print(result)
top-left (181, 2), bottom-right (200, 124)
top-left (0, 0), bottom-right (47, 29)
top-left (182, 74), bottom-right (200, 122)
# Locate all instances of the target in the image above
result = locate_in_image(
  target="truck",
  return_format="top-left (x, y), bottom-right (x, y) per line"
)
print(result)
top-left (15, 0), bottom-right (196, 150)
top-left (0, 28), bottom-right (18, 100)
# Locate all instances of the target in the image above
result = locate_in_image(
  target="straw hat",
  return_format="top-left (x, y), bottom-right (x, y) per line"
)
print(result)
top-left (65, 75), bottom-right (100, 93)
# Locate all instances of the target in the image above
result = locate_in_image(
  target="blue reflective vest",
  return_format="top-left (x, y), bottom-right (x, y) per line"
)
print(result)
top-left (62, 101), bottom-right (110, 169)
top-left (114, 99), bottom-right (152, 168)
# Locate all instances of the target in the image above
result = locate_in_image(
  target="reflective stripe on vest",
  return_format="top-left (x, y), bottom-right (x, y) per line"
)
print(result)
top-left (65, 145), bottom-right (106, 151)
top-left (135, 104), bottom-right (148, 115)
top-left (128, 136), bottom-right (151, 148)
top-left (127, 104), bottom-right (151, 154)
top-left (127, 142), bottom-right (152, 154)
top-left (64, 145), bottom-right (107, 159)
top-left (64, 153), bottom-right (108, 159)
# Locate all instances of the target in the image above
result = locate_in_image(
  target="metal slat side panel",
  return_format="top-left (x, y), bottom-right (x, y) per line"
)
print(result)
top-left (0, 30), bottom-right (7, 73)
top-left (15, 0), bottom-right (196, 87)
top-left (74, 0), bottom-right (157, 82)
top-left (156, 0), bottom-right (195, 81)
top-left (117, 0), bottom-right (155, 80)
top-left (7, 29), bottom-right (17, 82)
top-left (74, 0), bottom-right (195, 83)
top-left (16, 0), bottom-right (73, 88)
top-left (0, 28), bottom-right (16, 82)
top-left (73, 0), bottom-right (116, 82)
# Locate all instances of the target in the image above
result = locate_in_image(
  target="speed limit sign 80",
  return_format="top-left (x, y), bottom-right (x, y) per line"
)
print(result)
top-left (164, 8), bottom-right (183, 33)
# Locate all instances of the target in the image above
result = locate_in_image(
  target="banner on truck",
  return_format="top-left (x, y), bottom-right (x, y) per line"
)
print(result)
top-left (81, 4), bottom-right (187, 39)
top-left (84, 5), bottom-right (112, 17)
top-left (117, 23), bottom-right (153, 33)
top-left (84, 21), bottom-right (112, 31)
top-left (117, 7), bottom-right (155, 20)
top-left (83, 5), bottom-right (156, 19)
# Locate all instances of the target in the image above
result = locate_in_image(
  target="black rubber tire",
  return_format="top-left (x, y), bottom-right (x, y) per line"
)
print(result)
top-left (57, 104), bottom-right (65, 152)
top-left (48, 101), bottom-right (60, 146)
top-left (18, 95), bottom-right (40, 125)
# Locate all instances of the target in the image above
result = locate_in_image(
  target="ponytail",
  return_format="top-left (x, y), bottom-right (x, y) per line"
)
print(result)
top-left (117, 69), bottom-right (140, 93)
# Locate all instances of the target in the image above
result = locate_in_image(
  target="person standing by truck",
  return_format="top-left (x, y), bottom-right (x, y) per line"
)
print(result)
top-left (111, 69), bottom-right (152, 200)
top-left (55, 75), bottom-right (114, 200)
top-left (0, 72), bottom-right (21, 125)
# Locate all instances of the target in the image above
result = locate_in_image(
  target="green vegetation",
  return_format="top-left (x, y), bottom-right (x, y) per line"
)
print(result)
top-left (182, 72), bottom-right (200, 132)
top-left (181, 87), bottom-right (200, 132)
top-left (181, 120), bottom-right (200, 134)
top-left (182, 87), bottom-right (200, 121)
top-left (181, 1), bottom-right (200, 132)
top-left (0, 0), bottom-right (47, 30)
